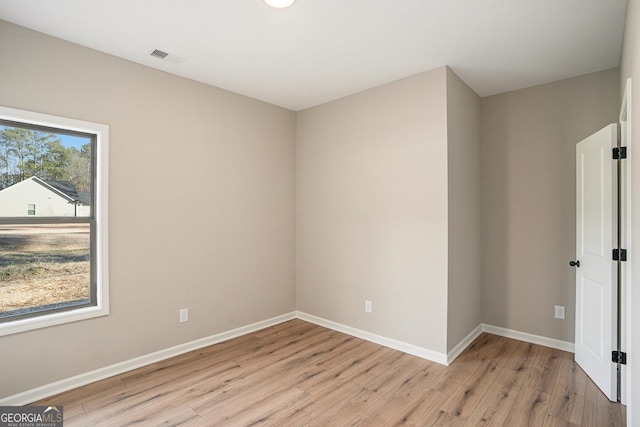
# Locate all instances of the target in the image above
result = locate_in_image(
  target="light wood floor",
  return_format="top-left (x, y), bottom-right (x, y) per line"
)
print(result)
top-left (34, 319), bottom-right (625, 426)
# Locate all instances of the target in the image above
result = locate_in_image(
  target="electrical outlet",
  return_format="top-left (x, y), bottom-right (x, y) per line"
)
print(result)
top-left (554, 305), bottom-right (565, 319)
top-left (365, 300), bottom-right (372, 313)
top-left (180, 308), bottom-right (189, 323)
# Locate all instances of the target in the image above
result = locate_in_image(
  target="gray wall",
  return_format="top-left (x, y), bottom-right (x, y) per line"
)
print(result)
top-left (446, 68), bottom-right (482, 351)
top-left (296, 67), bottom-right (450, 352)
top-left (619, 0), bottom-right (640, 419)
top-left (0, 20), bottom-right (296, 398)
top-left (480, 68), bottom-right (620, 342)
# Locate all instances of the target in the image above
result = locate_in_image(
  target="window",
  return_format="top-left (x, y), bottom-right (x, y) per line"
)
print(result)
top-left (0, 106), bottom-right (108, 336)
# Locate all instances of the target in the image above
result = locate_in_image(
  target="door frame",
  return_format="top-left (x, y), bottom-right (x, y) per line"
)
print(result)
top-left (619, 77), bottom-right (632, 406)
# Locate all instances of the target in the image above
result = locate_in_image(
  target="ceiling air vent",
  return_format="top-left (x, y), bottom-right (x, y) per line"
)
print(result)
top-left (150, 49), bottom-right (169, 59)
top-left (148, 49), bottom-right (186, 65)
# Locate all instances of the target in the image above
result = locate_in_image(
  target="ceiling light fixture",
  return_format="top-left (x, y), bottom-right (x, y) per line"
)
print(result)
top-left (264, 0), bottom-right (295, 8)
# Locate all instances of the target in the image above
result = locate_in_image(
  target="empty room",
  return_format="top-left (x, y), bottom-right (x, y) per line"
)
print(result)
top-left (0, 0), bottom-right (639, 425)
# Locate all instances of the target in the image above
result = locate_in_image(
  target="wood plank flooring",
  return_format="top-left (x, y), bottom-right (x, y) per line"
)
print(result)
top-left (33, 319), bottom-right (626, 426)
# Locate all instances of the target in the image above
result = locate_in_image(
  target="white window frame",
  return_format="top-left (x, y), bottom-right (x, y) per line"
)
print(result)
top-left (0, 106), bottom-right (109, 336)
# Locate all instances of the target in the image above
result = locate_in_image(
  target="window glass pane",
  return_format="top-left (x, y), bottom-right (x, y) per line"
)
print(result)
top-left (0, 224), bottom-right (91, 320)
top-left (0, 124), bottom-right (92, 218)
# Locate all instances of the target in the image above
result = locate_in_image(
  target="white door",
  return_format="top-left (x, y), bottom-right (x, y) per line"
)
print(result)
top-left (574, 123), bottom-right (617, 401)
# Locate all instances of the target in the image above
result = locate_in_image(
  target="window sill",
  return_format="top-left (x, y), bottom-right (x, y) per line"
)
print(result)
top-left (0, 302), bottom-right (109, 337)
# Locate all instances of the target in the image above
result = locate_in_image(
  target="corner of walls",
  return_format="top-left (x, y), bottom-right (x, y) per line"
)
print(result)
top-left (445, 68), bottom-right (483, 352)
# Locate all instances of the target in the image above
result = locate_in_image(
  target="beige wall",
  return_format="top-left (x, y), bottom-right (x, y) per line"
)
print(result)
top-left (446, 68), bottom-right (482, 351)
top-left (296, 67), bottom-right (450, 352)
top-left (620, 0), bottom-right (640, 420)
top-left (480, 68), bottom-right (620, 342)
top-left (0, 20), bottom-right (296, 398)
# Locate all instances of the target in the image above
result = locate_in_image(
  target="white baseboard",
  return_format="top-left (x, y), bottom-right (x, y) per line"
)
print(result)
top-left (296, 311), bottom-right (449, 365)
top-left (0, 312), bottom-right (296, 406)
top-left (447, 323), bottom-right (483, 364)
top-left (481, 323), bottom-right (575, 353)
top-left (2, 313), bottom-right (575, 406)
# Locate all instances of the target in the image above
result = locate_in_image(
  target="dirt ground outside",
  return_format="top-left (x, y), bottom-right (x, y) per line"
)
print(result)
top-left (0, 224), bottom-right (90, 315)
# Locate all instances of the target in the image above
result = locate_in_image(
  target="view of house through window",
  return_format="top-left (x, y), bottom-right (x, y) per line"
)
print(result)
top-left (0, 121), bottom-right (95, 321)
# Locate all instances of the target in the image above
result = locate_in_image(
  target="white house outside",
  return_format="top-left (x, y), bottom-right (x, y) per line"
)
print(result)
top-left (0, 176), bottom-right (90, 217)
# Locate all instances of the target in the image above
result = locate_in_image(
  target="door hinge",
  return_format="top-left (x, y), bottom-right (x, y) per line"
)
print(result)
top-left (613, 249), bottom-right (628, 261)
top-left (612, 351), bottom-right (627, 365)
top-left (613, 146), bottom-right (627, 159)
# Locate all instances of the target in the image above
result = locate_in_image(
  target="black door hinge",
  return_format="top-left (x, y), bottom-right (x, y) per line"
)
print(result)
top-left (613, 147), bottom-right (627, 159)
top-left (612, 351), bottom-right (627, 365)
top-left (613, 249), bottom-right (628, 262)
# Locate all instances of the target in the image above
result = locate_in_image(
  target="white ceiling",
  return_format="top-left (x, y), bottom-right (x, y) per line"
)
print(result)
top-left (0, 0), bottom-right (628, 111)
